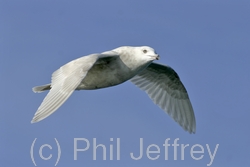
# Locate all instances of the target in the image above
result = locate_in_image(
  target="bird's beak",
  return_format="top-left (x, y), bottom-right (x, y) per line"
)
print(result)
top-left (156, 54), bottom-right (160, 60)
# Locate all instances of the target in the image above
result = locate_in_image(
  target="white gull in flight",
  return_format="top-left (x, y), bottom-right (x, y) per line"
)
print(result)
top-left (32, 46), bottom-right (196, 133)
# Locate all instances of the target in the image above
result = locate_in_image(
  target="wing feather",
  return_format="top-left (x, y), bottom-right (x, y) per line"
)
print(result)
top-left (130, 62), bottom-right (196, 133)
top-left (31, 53), bottom-right (119, 123)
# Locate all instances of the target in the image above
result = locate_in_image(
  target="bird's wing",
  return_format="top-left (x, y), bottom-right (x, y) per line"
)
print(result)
top-left (130, 62), bottom-right (196, 133)
top-left (31, 52), bottom-right (119, 123)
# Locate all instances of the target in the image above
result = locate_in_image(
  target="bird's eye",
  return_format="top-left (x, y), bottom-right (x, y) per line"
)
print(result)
top-left (143, 49), bottom-right (147, 53)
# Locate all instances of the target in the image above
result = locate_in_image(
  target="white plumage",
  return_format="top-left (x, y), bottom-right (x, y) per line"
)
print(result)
top-left (32, 46), bottom-right (196, 133)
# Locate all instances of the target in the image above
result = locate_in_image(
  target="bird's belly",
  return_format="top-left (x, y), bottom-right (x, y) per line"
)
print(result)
top-left (76, 62), bottom-right (134, 90)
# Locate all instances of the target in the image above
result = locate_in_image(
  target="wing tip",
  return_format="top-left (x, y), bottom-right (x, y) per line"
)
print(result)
top-left (31, 117), bottom-right (39, 123)
top-left (188, 128), bottom-right (196, 134)
top-left (185, 122), bottom-right (196, 134)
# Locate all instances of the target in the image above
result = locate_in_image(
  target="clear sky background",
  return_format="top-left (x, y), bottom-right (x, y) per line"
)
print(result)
top-left (1, 0), bottom-right (250, 167)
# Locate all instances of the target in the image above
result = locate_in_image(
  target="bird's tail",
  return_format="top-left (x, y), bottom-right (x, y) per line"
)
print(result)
top-left (32, 84), bottom-right (51, 93)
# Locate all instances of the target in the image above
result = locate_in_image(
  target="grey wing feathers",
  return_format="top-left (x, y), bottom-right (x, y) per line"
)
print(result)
top-left (130, 62), bottom-right (196, 133)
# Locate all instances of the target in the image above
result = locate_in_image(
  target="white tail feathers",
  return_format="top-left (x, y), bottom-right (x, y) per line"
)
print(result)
top-left (32, 84), bottom-right (51, 93)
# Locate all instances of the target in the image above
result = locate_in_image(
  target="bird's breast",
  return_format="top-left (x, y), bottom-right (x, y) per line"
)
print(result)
top-left (76, 59), bottom-right (138, 90)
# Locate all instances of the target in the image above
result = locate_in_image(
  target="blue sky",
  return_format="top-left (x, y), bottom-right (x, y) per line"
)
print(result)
top-left (1, 0), bottom-right (250, 166)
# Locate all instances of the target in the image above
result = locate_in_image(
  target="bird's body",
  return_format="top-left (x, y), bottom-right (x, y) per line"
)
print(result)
top-left (78, 47), bottom-right (152, 90)
top-left (32, 46), bottom-right (196, 133)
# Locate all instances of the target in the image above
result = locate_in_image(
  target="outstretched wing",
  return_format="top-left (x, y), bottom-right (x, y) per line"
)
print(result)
top-left (31, 52), bottom-right (119, 123)
top-left (130, 62), bottom-right (196, 133)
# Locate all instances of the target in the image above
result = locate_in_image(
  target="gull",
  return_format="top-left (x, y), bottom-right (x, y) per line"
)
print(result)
top-left (32, 46), bottom-right (196, 133)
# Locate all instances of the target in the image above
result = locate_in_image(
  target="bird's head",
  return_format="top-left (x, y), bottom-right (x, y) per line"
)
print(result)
top-left (136, 46), bottom-right (160, 62)
top-left (112, 46), bottom-right (160, 70)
